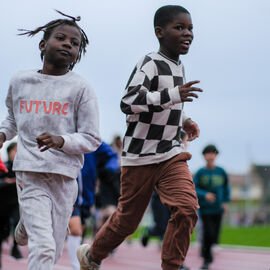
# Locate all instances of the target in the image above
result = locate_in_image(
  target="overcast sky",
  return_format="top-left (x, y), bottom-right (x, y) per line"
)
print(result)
top-left (1, 0), bottom-right (269, 174)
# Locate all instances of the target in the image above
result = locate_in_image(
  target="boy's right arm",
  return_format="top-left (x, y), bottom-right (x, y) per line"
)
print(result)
top-left (121, 57), bottom-right (202, 115)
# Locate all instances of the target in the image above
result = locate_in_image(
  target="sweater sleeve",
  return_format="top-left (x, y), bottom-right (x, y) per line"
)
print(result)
top-left (120, 56), bottom-right (181, 115)
top-left (61, 87), bottom-right (101, 155)
top-left (193, 170), bottom-right (208, 200)
top-left (0, 83), bottom-right (18, 140)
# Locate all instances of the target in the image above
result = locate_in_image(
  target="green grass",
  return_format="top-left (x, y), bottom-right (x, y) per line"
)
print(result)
top-left (130, 225), bottom-right (270, 248)
top-left (218, 226), bottom-right (270, 247)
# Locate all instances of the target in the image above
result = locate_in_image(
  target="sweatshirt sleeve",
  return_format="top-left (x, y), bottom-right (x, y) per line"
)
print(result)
top-left (61, 86), bottom-right (101, 155)
top-left (193, 170), bottom-right (208, 200)
top-left (120, 56), bottom-right (182, 115)
top-left (0, 83), bottom-right (18, 140)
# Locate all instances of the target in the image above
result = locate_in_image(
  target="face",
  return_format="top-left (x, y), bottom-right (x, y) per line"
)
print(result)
top-left (204, 152), bottom-right (217, 164)
top-left (39, 24), bottom-right (81, 69)
top-left (156, 12), bottom-right (193, 60)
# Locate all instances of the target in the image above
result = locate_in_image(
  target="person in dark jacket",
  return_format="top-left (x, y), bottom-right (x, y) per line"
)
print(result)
top-left (193, 144), bottom-right (230, 270)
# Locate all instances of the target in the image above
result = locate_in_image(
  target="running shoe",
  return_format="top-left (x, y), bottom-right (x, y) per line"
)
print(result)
top-left (77, 244), bottom-right (100, 270)
top-left (14, 220), bottom-right (28, 246)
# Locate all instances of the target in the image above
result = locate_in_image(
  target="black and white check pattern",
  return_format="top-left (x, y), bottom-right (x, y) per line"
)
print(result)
top-left (121, 52), bottom-right (188, 166)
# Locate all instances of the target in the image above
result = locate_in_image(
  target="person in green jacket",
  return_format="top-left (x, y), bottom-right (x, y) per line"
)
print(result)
top-left (194, 144), bottom-right (230, 270)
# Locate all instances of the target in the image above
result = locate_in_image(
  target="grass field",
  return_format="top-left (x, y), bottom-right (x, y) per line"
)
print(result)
top-left (219, 226), bottom-right (270, 247)
top-left (131, 225), bottom-right (270, 248)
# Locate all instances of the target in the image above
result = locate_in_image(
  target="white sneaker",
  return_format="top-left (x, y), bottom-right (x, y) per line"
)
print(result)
top-left (77, 244), bottom-right (100, 270)
top-left (15, 219), bottom-right (28, 246)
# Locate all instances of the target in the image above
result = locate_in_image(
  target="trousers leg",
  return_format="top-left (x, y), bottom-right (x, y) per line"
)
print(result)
top-left (90, 164), bottom-right (159, 262)
top-left (157, 153), bottom-right (199, 270)
top-left (16, 172), bottom-right (77, 270)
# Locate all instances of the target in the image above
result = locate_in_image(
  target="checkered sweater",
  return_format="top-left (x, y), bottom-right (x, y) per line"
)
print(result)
top-left (120, 52), bottom-right (189, 166)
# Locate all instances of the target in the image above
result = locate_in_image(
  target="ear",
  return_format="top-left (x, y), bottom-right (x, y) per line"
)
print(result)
top-left (39, 39), bottom-right (46, 53)
top-left (155, 26), bottom-right (164, 39)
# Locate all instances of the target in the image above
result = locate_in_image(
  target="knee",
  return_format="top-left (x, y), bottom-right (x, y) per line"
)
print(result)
top-left (70, 227), bottom-right (83, 236)
top-left (173, 206), bottom-right (198, 228)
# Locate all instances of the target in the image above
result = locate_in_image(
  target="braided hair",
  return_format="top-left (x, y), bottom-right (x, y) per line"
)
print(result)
top-left (18, 10), bottom-right (89, 70)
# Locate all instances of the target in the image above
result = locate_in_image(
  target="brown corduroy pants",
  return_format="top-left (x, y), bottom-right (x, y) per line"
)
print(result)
top-left (90, 152), bottom-right (199, 270)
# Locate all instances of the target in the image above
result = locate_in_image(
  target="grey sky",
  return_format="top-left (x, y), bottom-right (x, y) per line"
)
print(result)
top-left (1, 0), bottom-right (269, 174)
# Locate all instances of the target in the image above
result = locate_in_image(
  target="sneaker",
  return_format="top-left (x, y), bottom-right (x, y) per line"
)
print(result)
top-left (11, 245), bottom-right (23, 259)
top-left (77, 244), bottom-right (100, 270)
top-left (140, 228), bottom-right (149, 247)
top-left (14, 220), bottom-right (28, 246)
top-left (200, 262), bottom-right (209, 270)
top-left (179, 265), bottom-right (190, 270)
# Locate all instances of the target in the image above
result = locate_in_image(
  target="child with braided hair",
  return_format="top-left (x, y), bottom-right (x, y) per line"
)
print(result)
top-left (0, 10), bottom-right (101, 270)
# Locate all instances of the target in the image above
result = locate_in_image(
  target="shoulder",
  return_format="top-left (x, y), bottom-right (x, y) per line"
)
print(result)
top-left (9, 69), bottom-right (37, 85)
top-left (68, 72), bottom-right (97, 98)
top-left (215, 166), bottom-right (227, 174)
top-left (195, 167), bottom-right (205, 176)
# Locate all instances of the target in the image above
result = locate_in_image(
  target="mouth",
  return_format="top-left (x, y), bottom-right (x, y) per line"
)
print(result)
top-left (57, 50), bottom-right (71, 57)
top-left (180, 40), bottom-right (192, 50)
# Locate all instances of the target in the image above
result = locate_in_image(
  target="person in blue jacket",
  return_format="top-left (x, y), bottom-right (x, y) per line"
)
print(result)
top-left (67, 141), bottom-right (120, 270)
top-left (193, 144), bottom-right (230, 270)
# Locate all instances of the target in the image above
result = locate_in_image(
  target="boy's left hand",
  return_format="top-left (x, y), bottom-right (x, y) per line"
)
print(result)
top-left (183, 119), bottom-right (199, 141)
top-left (36, 132), bottom-right (64, 152)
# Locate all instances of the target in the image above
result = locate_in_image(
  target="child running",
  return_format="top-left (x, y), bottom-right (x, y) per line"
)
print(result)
top-left (77, 5), bottom-right (202, 270)
top-left (0, 10), bottom-right (101, 270)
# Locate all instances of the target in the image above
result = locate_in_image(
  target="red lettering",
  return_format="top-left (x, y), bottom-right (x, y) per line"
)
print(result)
top-left (20, 100), bottom-right (25, 113)
top-left (19, 100), bottom-right (69, 115)
top-left (62, 103), bottom-right (69, 115)
top-left (33, 101), bottom-right (42, 113)
top-left (43, 101), bottom-right (52, 114)
top-left (52, 102), bottom-right (62, 115)
top-left (25, 101), bottom-right (33, 113)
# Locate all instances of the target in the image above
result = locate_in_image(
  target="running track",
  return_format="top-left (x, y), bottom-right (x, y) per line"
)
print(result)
top-left (2, 238), bottom-right (270, 270)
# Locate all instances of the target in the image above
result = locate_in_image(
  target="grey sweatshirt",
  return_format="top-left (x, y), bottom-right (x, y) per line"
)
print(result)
top-left (0, 70), bottom-right (101, 178)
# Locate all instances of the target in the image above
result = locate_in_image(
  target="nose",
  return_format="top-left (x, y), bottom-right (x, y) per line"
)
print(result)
top-left (62, 40), bottom-right (72, 49)
top-left (183, 28), bottom-right (193, 37)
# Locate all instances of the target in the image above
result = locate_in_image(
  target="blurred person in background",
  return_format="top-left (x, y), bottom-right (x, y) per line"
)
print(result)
top-left (0, 142), bottom-right (23, 270)
top-left (193, 144), bottom-right (230, 270)
top-left (67, 142), bottom-right (120, 270)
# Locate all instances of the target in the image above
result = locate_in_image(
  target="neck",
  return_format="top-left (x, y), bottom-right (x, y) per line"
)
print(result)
top-left (41, 62), bottom-right (70, 76)
top-left (206, 163), bottom-right (215, 169)
top-left (159, 47), bottom-right (179, 62)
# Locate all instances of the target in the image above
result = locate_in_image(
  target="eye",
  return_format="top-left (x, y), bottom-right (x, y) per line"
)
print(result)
top-left (55, 36), bottom-right (64, 41)
top-left (71, 40), bottom-right (79, 47)
top-left (175, 25), bottom-right (183, 31)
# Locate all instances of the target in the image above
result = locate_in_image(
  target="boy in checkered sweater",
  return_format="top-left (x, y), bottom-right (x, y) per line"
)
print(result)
top-left (77, 5), bottom-right (202, 270)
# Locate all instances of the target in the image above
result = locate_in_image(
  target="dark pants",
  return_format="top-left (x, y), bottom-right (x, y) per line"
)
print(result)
top-left (90, 153), bottom-right (199, 270)
top-left (200, 213), bottom-right (223, 263)
top-left (148, 189), bottom-right (170, 239)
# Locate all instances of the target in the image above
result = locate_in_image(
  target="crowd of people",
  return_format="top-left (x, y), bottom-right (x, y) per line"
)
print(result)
top-left (0, 5), bottom-right (231, 270)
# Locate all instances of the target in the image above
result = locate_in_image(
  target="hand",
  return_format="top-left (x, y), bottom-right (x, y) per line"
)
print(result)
top-left (36, 132), bottom-right (64, 152)
top-left (183, 119), bottom-right (199, 141)
top-left (178, 80), bottom-right (203, 102)
top-left (205, 192), bottom-right (216, 203)
top-left (4, 177), bottom-right (16, 184)
top-left (222, 203), bottom-right (229, 215)
top-left (0, 133), bottom-right (6, 149)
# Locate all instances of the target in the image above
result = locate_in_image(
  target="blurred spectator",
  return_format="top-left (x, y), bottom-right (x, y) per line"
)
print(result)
top-left (0, 142), bottom-right (23, 270)
top-left (111, 135), bottom-right (123, 165)
top-left (193, 144), bottom-right (230, 270)
top-left (67, 142), bottom-right (120, 270)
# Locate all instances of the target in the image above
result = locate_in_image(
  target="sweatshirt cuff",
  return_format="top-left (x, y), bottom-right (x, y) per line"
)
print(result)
top-left (168, 86), bottom-right (181, 104)
top-left (60, 134), bottom-right (72, 153)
